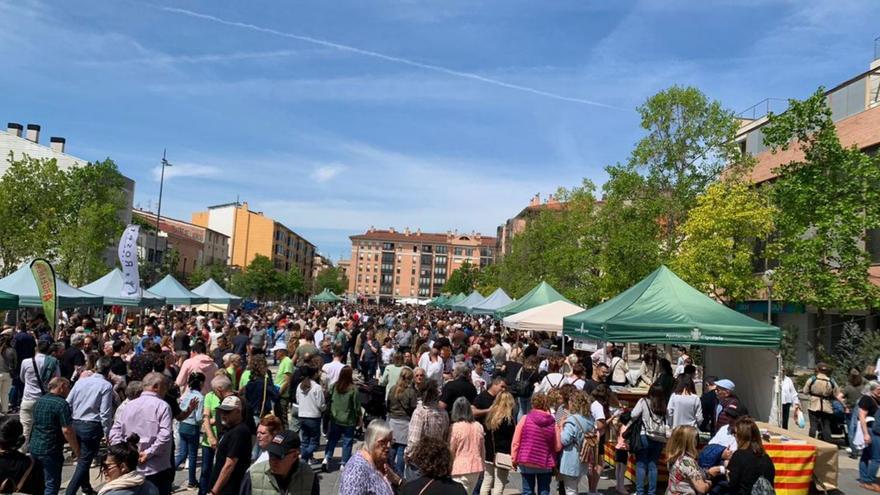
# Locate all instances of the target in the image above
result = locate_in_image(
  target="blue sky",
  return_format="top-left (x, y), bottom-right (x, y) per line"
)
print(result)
top-left (2, 1), bottom-right (879, 259)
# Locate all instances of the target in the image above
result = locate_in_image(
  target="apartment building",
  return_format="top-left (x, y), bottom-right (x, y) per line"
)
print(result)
top-left (496, 193), bottom-right (565, 257)
top-left (348, 227), bottom-right (497, 302)
top-left (192, 202), bottom-right (316, 284)
top-left (735, 42), bottom-right (880, 366)
top-left (132, 209), bottom-right (229, 278)
top-left (312, 254), bottom-right (333, 280)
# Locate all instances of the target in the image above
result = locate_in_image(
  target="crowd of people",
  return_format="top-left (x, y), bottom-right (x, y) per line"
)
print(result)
top-left (0, 302), bottom-right (876, 495)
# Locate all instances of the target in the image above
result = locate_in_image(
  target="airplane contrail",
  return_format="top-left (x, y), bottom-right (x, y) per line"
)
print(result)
top-left (155, 5), bottom-right (619, 109)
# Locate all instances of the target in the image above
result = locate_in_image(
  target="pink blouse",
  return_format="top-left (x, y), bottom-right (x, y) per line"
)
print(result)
top-left (450, 421), bottom-right (486, 475)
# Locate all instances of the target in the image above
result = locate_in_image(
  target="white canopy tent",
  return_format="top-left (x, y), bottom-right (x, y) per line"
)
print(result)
top-left (502, 300), bottom-right (584, 333)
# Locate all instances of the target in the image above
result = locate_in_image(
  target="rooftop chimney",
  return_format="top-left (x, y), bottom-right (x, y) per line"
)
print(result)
top-left (6, 123), bottom-right (22, 138)
top-left (416, 228), bottom-right (421, 236)
top-left (25, 124), bottom-right (40, 143)
top-left (389, 227), bottom-right (395, 234)
top-left (404, 227), bottom-right (411, 236)
top-left (49, 137), bottom-right (66, 153)
top-left (529, 193), bottom-right (541, 207)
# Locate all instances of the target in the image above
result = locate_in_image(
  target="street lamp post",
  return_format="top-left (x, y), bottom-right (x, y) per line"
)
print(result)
top-left (153, 150), bottom-right (172, 279)
top-left (763, 269), bottom-right (783, 426)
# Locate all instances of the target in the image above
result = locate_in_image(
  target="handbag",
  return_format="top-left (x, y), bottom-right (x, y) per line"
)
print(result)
top-left (491, 430), bottom-right (513, 470)
top-left (0, 453), bottom-right (34, 495)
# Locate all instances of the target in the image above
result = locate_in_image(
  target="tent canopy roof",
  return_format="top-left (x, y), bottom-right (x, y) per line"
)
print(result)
top-left (442, 293), bottom-right (468, 308)
top-left (0, 263), bottom-right (103, 308)
top-left (79, 269), bottom-right (166, 307)
top-left (192, 279), bottom-right (241, 305)
top-left (452, 290), bottom-right (485, 312)
top-left (502, 300), bottom-right (585, 333)
top-left (147, 275), bottom-right (208, 305)
top-left (427, 295), bottom-right (448, 307)
top-left (312, 288), bottom-right (343, 303)
top-left (470, 288), bottom-right (513, 315)
top-left (0, 289), bottom-right (17, 310)
top-left (563, 266), bottom-right (780, 348)
top-left (494, 281), bottom-right (573, 318)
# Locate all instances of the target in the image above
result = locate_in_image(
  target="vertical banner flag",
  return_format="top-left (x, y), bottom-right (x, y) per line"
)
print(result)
top-left (118, 225), bottom-right (141, 298)
top-left (30, 259), bottom-right (57, 334)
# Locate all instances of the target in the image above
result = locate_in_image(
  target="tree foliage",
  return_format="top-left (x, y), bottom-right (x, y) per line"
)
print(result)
top-left (672, 178), bottom-right (775, 302)
top-left (0, 154), bottom-right (126, 284)
top-left (234, 255), bottom-right (283, 300)
top-left (188, 262), bottom-right (234, 289)
top-left (443, 259), bottom-right (479, 295)
top-left (763, 88), bottom-right (880, 311)
top-left (314, 266), bottom-right (347, 295)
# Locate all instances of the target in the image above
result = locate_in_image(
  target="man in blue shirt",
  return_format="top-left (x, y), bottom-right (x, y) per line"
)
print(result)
top-left (65, 357), bottom-right (114, 495)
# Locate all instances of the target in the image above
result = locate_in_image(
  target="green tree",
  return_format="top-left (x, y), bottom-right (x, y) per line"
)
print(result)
top-left (486, 181), bottom-right (603, 305)
top-left (763, 88), bottom-right (880, 313)
top-left (0, 154), bottom-right (126, 283)
top-left (281, 268), bottom-right (306, 300)
top-left (314, 266), bottom-right (347, 295)
top-left (443, 259), bottom-right (479, 295)
top-left (672, 178), bottom-right (775, 302)
top-left (237, 254), bottom-right (283, 300)
top-left (55, 158), bottom-right (126, 285)
top-left (628, 86), bottom-right (743, 261)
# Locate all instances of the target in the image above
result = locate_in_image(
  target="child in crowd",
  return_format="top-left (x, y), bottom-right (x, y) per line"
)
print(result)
top-left (613, 411), bottom-right (632, 495)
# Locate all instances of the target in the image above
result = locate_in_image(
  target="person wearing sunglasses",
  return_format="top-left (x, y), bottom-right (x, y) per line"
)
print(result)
top-left (97, 434), bottom-right (158, 495)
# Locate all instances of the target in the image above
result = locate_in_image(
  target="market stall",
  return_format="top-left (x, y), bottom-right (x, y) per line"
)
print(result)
top-left (469, 288), bottom-right (512, 315)
top-left (80, 268), bottom-right (166, 307)
top-left (493, 281), bottom-right (573, 318)
top-left (451, 290), bottom-right (484, 313)
top-left (192, 278), bottom-right (242, 311)
top-left (311, 288), bottom-right (344, 304)
top-left (0, 263), bottom-right (103, 308)
top-left (441, 292), bottom-right (467, 309)
top-left (146, 274), bottom-right (208, 306)
top-left (502, 300), bottom-right (584, 333)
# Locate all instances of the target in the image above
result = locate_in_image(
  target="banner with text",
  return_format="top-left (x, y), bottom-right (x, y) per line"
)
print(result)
top-left (118, 224), bottom-right (141, 298)
top-left (30, 259), bottom-right (57, 334)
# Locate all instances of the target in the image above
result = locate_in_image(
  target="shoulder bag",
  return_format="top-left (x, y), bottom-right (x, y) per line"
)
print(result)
top-left (491, 427), bottom-right (513, 470)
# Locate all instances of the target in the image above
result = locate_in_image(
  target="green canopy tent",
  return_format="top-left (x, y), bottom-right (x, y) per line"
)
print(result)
top-left (147, 275), bottom-right (208, 306)
top-left (192, 278), bottom-right (242, 307)
top-left (0, 263), bottom-right (103, 308)
top-left (452, 290), bottom-right (484, 312)
top-left (470, 288), bottom-right (513, 315)
top-left (79, 268), bottom-right (166, 307)
top-left (311, 288), bottom-right (344, 303)
top-left (0, 289), bottom-right (18, 310)
top-left (441, 292), bottom-right (467, 309)
top-left (427, 295), bottom-right (448, 307)
top-left (494, 281), bottom-right (574, 318)
top-left (562, 266), bottom-right (780, 348)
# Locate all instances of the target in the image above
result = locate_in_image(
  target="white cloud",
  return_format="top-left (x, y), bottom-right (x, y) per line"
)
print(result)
top-left (310, 164), bottom-right (346, 183)
top-left (151, 162), bottom-right (221, 181)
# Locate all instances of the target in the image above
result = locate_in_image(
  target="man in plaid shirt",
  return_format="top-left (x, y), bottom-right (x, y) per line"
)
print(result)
top-left (29, 377), bottom-right (80, 495)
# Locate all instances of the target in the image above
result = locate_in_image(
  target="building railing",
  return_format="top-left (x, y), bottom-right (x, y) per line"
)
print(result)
top-left (737, 98), bottom-right (789, 121)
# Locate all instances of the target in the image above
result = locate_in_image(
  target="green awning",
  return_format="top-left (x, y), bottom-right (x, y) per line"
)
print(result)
top-left (494, 281), bottom-right (573, 318)
top-left (79, 268), bottom-right (166, 307)
top-left (427, 295), bottom-right (448, 307)
top-left (0, 263), bottom-right (103, 308)
top-left (312, 288), bottom-right (344, 303)
top-left (441, 292), bottom-right (467, 308)
top-left (192, 278), bottom-right (242, 306)
top-left (0, 289), bottom-right (17, 310)
top-left (563, 266), bottom-right (781, 348)
top-left (452, 290), bottom-right (485, 312)
top-left (147, 275), bottom-right (208, 305)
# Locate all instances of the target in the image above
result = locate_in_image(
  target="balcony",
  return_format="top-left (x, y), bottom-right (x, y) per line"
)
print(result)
top-left (737, 98), bottom-right (789, 122)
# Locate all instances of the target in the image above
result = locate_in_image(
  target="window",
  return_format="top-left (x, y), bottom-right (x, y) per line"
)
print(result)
top-left (829, 78), bottom-right (867, 121)
top-left (453, 247), bottom-right (464, 256)
top-left (435, 256), bottom-right (447, 266)
top-left (422, 245), bottom-right (432, 253)
top-left (420, 254), bottom-right (433, 266)
top-left (413, 246), bottom-right (418, 253)
top-left (383, 242), bottom-right (394, 251)
top-left (374, 254), bottom-right (379, 261)
top-left (395, 276), bottom-right (400, 284)
top-left (435, 245), bottom-right (447, 254)
top-left (397, 255), bottom-right (401, 262)
top-left (466, 248), bottom-right (473, 257)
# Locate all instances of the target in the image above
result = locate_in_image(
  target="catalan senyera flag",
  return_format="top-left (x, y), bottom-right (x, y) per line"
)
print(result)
top-left (604, 440), bottom-right (816, 495)
top-left (30, 259), bottom-right (57, 334)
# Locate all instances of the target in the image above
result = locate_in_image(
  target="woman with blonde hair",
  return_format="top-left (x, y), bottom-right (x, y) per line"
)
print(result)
top-left (559, 392), bottom-right (595, 495)
top-left (664, 426), bottom-right (713, 494)
top-left (481, 391), bottom-right (517, 495)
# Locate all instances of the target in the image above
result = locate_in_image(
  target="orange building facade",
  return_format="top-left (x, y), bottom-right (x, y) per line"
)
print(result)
top-left (348, 227), bottom-right (497, 302)
top-left (132, 209), bottom-right (229, 279)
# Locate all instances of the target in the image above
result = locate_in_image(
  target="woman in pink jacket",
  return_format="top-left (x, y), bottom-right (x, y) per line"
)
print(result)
top-left (511, 392), bottom-right (562, 495)
top-left (449, 397), bottom-right (485, 494)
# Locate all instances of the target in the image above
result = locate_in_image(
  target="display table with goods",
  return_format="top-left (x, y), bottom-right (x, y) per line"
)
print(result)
top-left (602, 424), bottom-right (826, 495)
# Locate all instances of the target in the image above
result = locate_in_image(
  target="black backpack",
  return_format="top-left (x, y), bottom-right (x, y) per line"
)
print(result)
top-left (509, 366), bottom-right (536, 397)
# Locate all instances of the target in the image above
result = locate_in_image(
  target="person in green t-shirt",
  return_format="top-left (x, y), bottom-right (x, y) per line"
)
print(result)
top-left (322, 366), bottom-right (361, 469)
top-left (199, 374), bottom-right (233, 495)
top-left (273, 341), bottom-right (294, 429)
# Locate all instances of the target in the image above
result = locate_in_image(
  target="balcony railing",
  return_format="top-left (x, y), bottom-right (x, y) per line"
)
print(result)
top-left (737, 98), bottom-right (789, 121)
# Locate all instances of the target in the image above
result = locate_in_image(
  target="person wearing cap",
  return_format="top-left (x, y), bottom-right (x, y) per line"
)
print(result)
top-left (208, 395), bottom-right (252, 495)
top-left (240, 430), bottom-right (319, 495)
top-left (713, 379), bottom-right (740, 433)
top-left (803, 362), bottom-right (842, 441)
